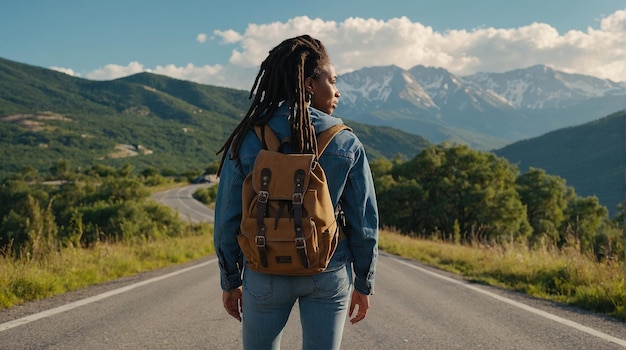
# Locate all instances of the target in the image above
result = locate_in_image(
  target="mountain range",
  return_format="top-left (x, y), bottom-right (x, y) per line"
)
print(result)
top-left (0, 57), bottom-right (429, 178)
top-left (336, 64), bottom-right (626, 150)
top-left (0, 56), bottom-right (623, 214)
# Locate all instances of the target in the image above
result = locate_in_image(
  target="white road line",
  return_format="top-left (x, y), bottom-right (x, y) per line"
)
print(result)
top-left (0, 259), bottom-right (217, 333)
top-left (6, 250), bottom-right (622, 346)
top-left (391, 256), bottom-right (626, 347)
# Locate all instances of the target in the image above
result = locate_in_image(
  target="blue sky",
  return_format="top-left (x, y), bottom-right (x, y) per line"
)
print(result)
top-left (1, 0), bottom-right (625, 90)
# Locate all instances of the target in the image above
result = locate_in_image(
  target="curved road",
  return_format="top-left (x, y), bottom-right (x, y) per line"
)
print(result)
top-left (151, 183), bottom-right (215, 224)
top-left (1, 185), bottom-right (624, 349)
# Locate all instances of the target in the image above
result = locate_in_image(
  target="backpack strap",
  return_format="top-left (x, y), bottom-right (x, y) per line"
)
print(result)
top-left (292, 169), bottom-right (309, 268)
top-left (254, 125), bottom-right (283, 151)
top-left (315, 124), bottom-right (352, 157)
top-left (317, 125), bottom-right (351, 240)
top-left (256, 168), bottom-right (271, 267)
top-left (255, 124), bottom-right (351, 155)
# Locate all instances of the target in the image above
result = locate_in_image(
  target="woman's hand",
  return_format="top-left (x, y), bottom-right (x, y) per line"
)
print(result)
top-left (222, 287), bottom-right (243, 322)
top-left (348, 289), bottom-right (370, 324)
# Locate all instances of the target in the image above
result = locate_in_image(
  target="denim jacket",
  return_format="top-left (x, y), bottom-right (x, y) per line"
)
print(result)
top-left (214, 103), bottom-right (379, 295)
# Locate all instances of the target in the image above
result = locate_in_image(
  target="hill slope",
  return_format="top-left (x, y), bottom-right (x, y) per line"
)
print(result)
top-left (0, 57), bottom-right (428, 178)
top-left (495, 110), bottom-right (625, 215)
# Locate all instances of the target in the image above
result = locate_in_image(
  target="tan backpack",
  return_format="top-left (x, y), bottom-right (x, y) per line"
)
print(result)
top-left (237, 124), bottom-right (351, 275)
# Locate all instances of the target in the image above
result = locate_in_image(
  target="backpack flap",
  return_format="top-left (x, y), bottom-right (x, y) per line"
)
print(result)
top-left (251, 150), bottom-right (315, 200)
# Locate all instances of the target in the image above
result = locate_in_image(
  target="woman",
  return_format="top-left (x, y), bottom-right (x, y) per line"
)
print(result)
top-left (214, 34), bottom-right (378, 350)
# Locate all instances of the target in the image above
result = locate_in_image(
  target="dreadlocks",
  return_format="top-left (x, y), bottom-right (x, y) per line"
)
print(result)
top-left (216, 35), bottom-right (330, 175)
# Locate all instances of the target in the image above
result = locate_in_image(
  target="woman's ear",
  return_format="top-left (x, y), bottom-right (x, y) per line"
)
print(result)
top-left (304, 76), bottom-right (315, 93)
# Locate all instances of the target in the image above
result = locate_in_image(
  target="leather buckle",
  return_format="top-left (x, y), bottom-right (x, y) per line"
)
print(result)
top-left (258, 191), bottom-right (269, 203)
top-left (292, 193), bottom-right (303, 204)
top-left (294, 237), bottom-right (306, 249)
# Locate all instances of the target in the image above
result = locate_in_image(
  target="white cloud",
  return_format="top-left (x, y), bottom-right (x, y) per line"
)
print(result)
top-left (214, 11), bottom-right (626, 82)
top-left (50, 66), bottom-right (80, 77)
top-left (213, 29), bottom-right (243, 44)
top-left (220, 17), bottom-right (339, 68)
top-left (83, 61), bottom-right (232, 87)
top-left (85, 61), bottom-right (146, 80)
top-left (152, 63), bottom-right (224, 84)
top-left (80, 10), bottom-right (626, 90)
top-left (196, 33), bottom-right (208, 43)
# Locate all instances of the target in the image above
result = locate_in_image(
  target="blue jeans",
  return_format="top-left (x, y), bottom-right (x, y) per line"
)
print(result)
top-left (241, 263), bottom-right (353, 350)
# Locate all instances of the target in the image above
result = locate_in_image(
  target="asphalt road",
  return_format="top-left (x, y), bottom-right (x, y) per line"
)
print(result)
top-left (1, 185), bottom-right (624, 349)
top-left (150, 183), bottom-right (215, 224)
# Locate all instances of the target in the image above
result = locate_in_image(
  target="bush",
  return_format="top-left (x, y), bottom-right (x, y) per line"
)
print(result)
top-left (0, 164), bottom-right (187, 254)
top-left (193, 186), bottom-right (218, 205)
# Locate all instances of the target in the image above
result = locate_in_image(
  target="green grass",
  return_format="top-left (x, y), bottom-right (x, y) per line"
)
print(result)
top-left (0, 228), bottom-right (214, 309)
top-left (379, 230), bottom-right (625, 319)
top-left (1, 226), bottom-right (623, 320)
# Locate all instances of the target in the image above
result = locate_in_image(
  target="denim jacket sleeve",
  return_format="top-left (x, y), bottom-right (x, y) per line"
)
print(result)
top-left (347, 146), bottom-right (378, 295)
top-left (213, 150), bottom-right (245, 291)
top-left (325, 133), bottom-right (379, 296)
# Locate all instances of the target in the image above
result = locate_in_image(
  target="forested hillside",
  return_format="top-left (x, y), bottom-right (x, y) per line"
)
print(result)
top-left (495, 110), bottom-right (625, 215)
top-left (0, 57), bottom-right (429, 179)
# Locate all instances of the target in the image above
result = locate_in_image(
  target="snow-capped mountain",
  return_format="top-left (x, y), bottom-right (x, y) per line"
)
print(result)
top-left (334, 64), bottom-right (626, 150)
top-left (337, 65), bottom-right (436, 111)
top-left (464, 65), bottom-right (626, 109)
top-left (408, 65), bottom-right (514, 110)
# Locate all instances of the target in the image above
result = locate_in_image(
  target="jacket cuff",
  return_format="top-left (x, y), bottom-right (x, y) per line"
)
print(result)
top-left (221, 273), bottom-right (242, 291)
top-left (354, 277), bottom-right (373, 295)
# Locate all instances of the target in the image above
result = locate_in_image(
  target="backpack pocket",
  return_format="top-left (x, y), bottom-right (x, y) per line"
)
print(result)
top-left (239, 216), bottom-right (325, 275)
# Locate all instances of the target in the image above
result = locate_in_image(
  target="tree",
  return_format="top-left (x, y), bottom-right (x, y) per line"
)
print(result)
top-left (369, 157), bottom-right (393, 180)
top-left (205, 161), bottom-right (221, 175)
top-left (516, 168), bottom-right (568, 248)
top-left (85, 164), bottom-right (117, 178)
top-left (141, 167), bottom-right (160, 178)
top-left (98, 177), bottom-right (150, 203)
top-left (49, 159), bottom-right (72, 180)
top-left (377, 177), bottom-right (426, 234)
top-left (0, 194), bottom-right (57, 258)
top-left (560, 195), bottom-right (608, 252)
top-left (18, 166), bottom-right (40, 182)
top-left (0, 179), bottom-right (51, 252)
top-left (378, 145), bottom-right (529, 243)
top-left (614, 201), bottom-right (625, 228)
top-left (432, 145), bottom-right (528, 243)
top-left (117, 163), bottom-right (133, 178)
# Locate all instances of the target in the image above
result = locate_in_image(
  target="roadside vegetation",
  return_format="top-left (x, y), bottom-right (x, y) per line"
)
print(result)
top-left (0, 150), bottom-right (624, 319)
top-left (373, 144), bottom-right (623, 261)
top-left (379, 231), bottom-right (624, 318)
top-left (192, 183), bottom-right (218, 209)
top-left (0, 162), bottom-right (212, 309)
top-left (0, 230), bottom-right (213, 308)
top-left (372, 144), bottom-right (624, 319)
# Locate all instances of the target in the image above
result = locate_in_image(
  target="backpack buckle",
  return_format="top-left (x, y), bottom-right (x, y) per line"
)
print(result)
top-left (255, 235), bottom-right (266, 247)
top-left (292, 193), bottom-right (303, 204)
top-left (258, 191), bottom-right (269, 203)
top-left (294, 237), bottom-right (306, 249)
